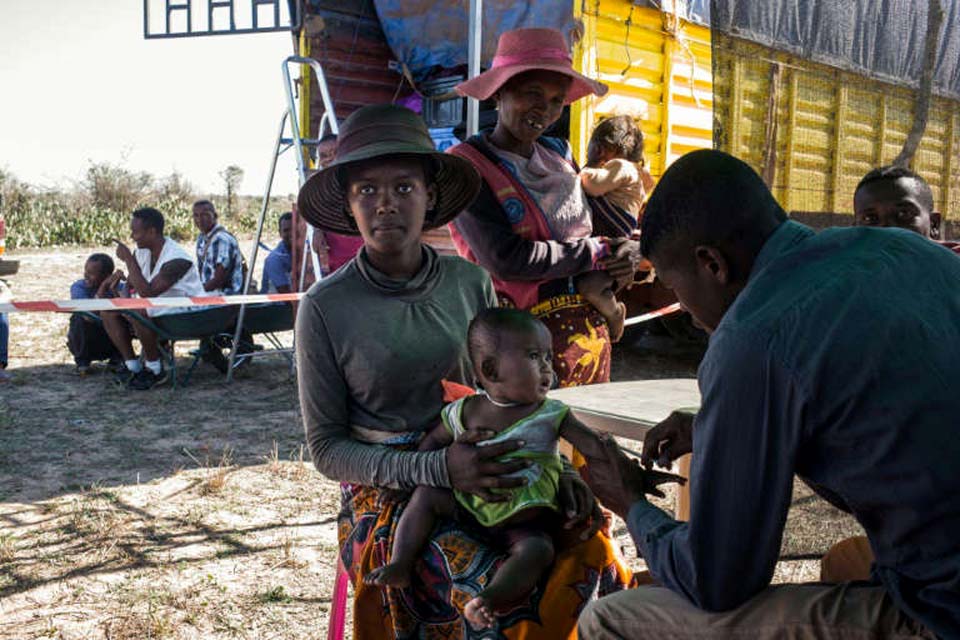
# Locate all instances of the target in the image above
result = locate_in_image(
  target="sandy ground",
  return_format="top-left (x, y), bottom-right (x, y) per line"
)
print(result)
top-left (0, 247), bottom-right (863, 639)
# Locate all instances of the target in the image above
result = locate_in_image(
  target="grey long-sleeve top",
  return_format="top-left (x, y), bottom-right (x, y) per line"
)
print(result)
top-left (296, 245), bottom-right (497, 489)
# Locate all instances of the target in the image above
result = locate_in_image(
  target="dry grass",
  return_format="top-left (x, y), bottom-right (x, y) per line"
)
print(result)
top-left (263, 441), bottom-right (311, 483)
top-left (0, 247), bottom-right (864, 639)
top-left (181, 446), bottom-right (236, 496)
top-left (0, 534), bottom-right (16, 564)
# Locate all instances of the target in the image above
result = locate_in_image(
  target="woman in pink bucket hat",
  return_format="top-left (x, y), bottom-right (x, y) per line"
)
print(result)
top-left (455, 27), bottom-right (607, 104)
top-left (449, 27), bottom-right (644, 391)
top-left (443, 26), bottom-right (640, 637)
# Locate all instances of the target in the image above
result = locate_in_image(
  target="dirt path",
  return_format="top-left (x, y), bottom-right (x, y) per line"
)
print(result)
top-left (0, 247), bottom-right (862, 639)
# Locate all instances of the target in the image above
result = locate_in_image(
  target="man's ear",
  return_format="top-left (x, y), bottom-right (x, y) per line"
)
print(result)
top-left (693, 245), bottom-right (730, 285)
top-left (426, 183), bottom-right (438, 212)
top-left (931, 212), bottom-right (943, 239)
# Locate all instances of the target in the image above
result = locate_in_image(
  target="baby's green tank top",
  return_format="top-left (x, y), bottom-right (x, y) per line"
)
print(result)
top-left (442, 396), bottom-right (568, 527)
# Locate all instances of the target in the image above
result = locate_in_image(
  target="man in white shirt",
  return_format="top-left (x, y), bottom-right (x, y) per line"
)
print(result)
top-left (101, 207), bottom-right (206, 390)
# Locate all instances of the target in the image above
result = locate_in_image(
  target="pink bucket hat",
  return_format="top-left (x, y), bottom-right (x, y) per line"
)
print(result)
top-left (456, 28), bottom-right (608, 105)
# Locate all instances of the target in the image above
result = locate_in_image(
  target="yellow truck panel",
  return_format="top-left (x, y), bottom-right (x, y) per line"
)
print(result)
top-left (712, 36), bottom-right (960, 222)
top-left (572, 5), bottom-right (959, 225)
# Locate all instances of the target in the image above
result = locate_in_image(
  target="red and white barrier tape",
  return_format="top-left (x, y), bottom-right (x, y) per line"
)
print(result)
top-left (1, 294), bottom-right (680, 328)
top-left (623, 302), bottom-right (683, 327)
top-left (0, 292), bottom-right (304, 314)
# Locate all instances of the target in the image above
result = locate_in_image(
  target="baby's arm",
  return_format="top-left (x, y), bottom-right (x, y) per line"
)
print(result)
top-left (580, 159), bottom-right (639, 197)
top-left (560, 410), bottom-right (687, 502)
top-left (557, 411), bottom-right (606, 460)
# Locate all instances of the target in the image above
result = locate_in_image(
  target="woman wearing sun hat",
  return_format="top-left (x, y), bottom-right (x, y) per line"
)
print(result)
top-left (296, 103), bottom-right (628, 638)
top-left (449, 27), bottom-right (643, 389)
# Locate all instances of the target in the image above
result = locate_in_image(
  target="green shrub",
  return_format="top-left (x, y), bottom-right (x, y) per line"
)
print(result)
top-left (0, 165), bottom-right (293, 249)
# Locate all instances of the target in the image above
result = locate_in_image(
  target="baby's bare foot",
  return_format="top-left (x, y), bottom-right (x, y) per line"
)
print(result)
top-left (464, 596), bottom-right (497, 629)
top-left (363, 562), bottom-right (411, 588)
top-left (609, 302), bottom-right (627, 343)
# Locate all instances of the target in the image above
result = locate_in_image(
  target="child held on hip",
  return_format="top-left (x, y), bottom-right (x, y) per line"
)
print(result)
top-left (575, 116), bottom-right (657, 342)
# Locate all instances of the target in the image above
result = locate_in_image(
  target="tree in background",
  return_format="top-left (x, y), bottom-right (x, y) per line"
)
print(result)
top-left (84, 162), bottom-right (152, 213)
top-left (158, 171), bottom-right (194, 204)
top-left (220, 165), bottom-right (244, 217)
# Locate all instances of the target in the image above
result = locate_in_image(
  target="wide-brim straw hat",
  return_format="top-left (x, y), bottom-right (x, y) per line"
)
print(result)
top-left (456, 28), bottom-right (608, 105)
top-left (297, 104), bottom-right (481, 235)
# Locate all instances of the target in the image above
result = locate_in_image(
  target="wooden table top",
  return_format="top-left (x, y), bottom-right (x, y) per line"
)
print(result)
top-left (549, 378), bottom-right (701, 441)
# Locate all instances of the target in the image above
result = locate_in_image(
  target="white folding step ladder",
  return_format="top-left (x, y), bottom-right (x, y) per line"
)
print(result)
top-left (225, 55), bottom-right (339, 379)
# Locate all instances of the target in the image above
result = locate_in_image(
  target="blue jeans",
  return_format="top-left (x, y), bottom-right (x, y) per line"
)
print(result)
top-left (0, 312), bottom-right (8, 367)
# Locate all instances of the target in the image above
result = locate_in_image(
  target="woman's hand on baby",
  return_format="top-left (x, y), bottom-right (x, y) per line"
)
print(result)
top-left (446, 429), bottom-right (528, 503)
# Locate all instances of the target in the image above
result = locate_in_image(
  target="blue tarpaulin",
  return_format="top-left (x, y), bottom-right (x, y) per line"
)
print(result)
top-left (372, 0), bottom-right (576, 80)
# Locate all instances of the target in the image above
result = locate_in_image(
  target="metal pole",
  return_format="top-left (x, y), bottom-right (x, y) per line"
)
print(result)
top-left (466, 0), bottom-right (482, 137)
top-left (283, 56), bottom-right (338, 284)
top-left (226, 111), bottom-right (288, 381)
top-left (281, 59), bottom-right (309, 186)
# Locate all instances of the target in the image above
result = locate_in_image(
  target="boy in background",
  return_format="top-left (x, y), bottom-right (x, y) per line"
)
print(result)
top-left (68, 253), bottom-right (123, 375)
top-left (853, 165), bottom-right (960, 254)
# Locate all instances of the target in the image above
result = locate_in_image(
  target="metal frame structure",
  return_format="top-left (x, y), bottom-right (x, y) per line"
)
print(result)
top-left (466, 0), bottom-right (483, 137)
top-left (143, 0), bottom-right (300, 39)
top-left (225, 55), bottom-right (339, 380)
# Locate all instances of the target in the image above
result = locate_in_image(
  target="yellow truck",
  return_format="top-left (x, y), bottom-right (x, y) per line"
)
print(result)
top-left (297, 0), bottom-right (959, 233)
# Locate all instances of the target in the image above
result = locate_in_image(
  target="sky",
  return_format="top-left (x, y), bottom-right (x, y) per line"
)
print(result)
top-left (0, 1), bottom-right (302, 197)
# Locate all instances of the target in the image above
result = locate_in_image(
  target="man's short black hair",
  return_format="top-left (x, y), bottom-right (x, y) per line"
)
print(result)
top-left (467, 308), bottom-right (544, 369)
top-left (132, 207), bottom-right (165, 235)
top-left (855, 166), bottom-right (935, 214)
top-left (640, 150), bottom-right (787, 260)
top-left (87, 253), bottom-right (114, 276)
top-left (319, 132), bottom-right (338, 144)
top-left (278, 211), bottom-right (293, 231)
top-left (193, 199), bottom-right (216, 214)
top-left (589, 115), bottom-right (645, 163)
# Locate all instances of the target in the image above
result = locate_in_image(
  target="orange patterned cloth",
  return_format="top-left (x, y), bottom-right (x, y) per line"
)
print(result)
top-left (530, 294), bottom-right (612, 388)
top-left (339, 482), bottom-right (631, 638)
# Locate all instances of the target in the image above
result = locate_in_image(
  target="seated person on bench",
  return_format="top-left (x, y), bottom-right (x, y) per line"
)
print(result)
top-left (261, 212), bottom-right (293, 294)
top-left (192, 199), bottom-right (245, 295)
top-left (67, 252), bottom-right (124, 375)
top-left (101, 207), bottom-right (207, 391)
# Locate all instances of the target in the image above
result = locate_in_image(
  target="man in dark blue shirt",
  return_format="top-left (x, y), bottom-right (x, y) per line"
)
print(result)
top-left (579, 150), bottom-right (958, 639)
top-left (261, 212), bottom-right (293, 294)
